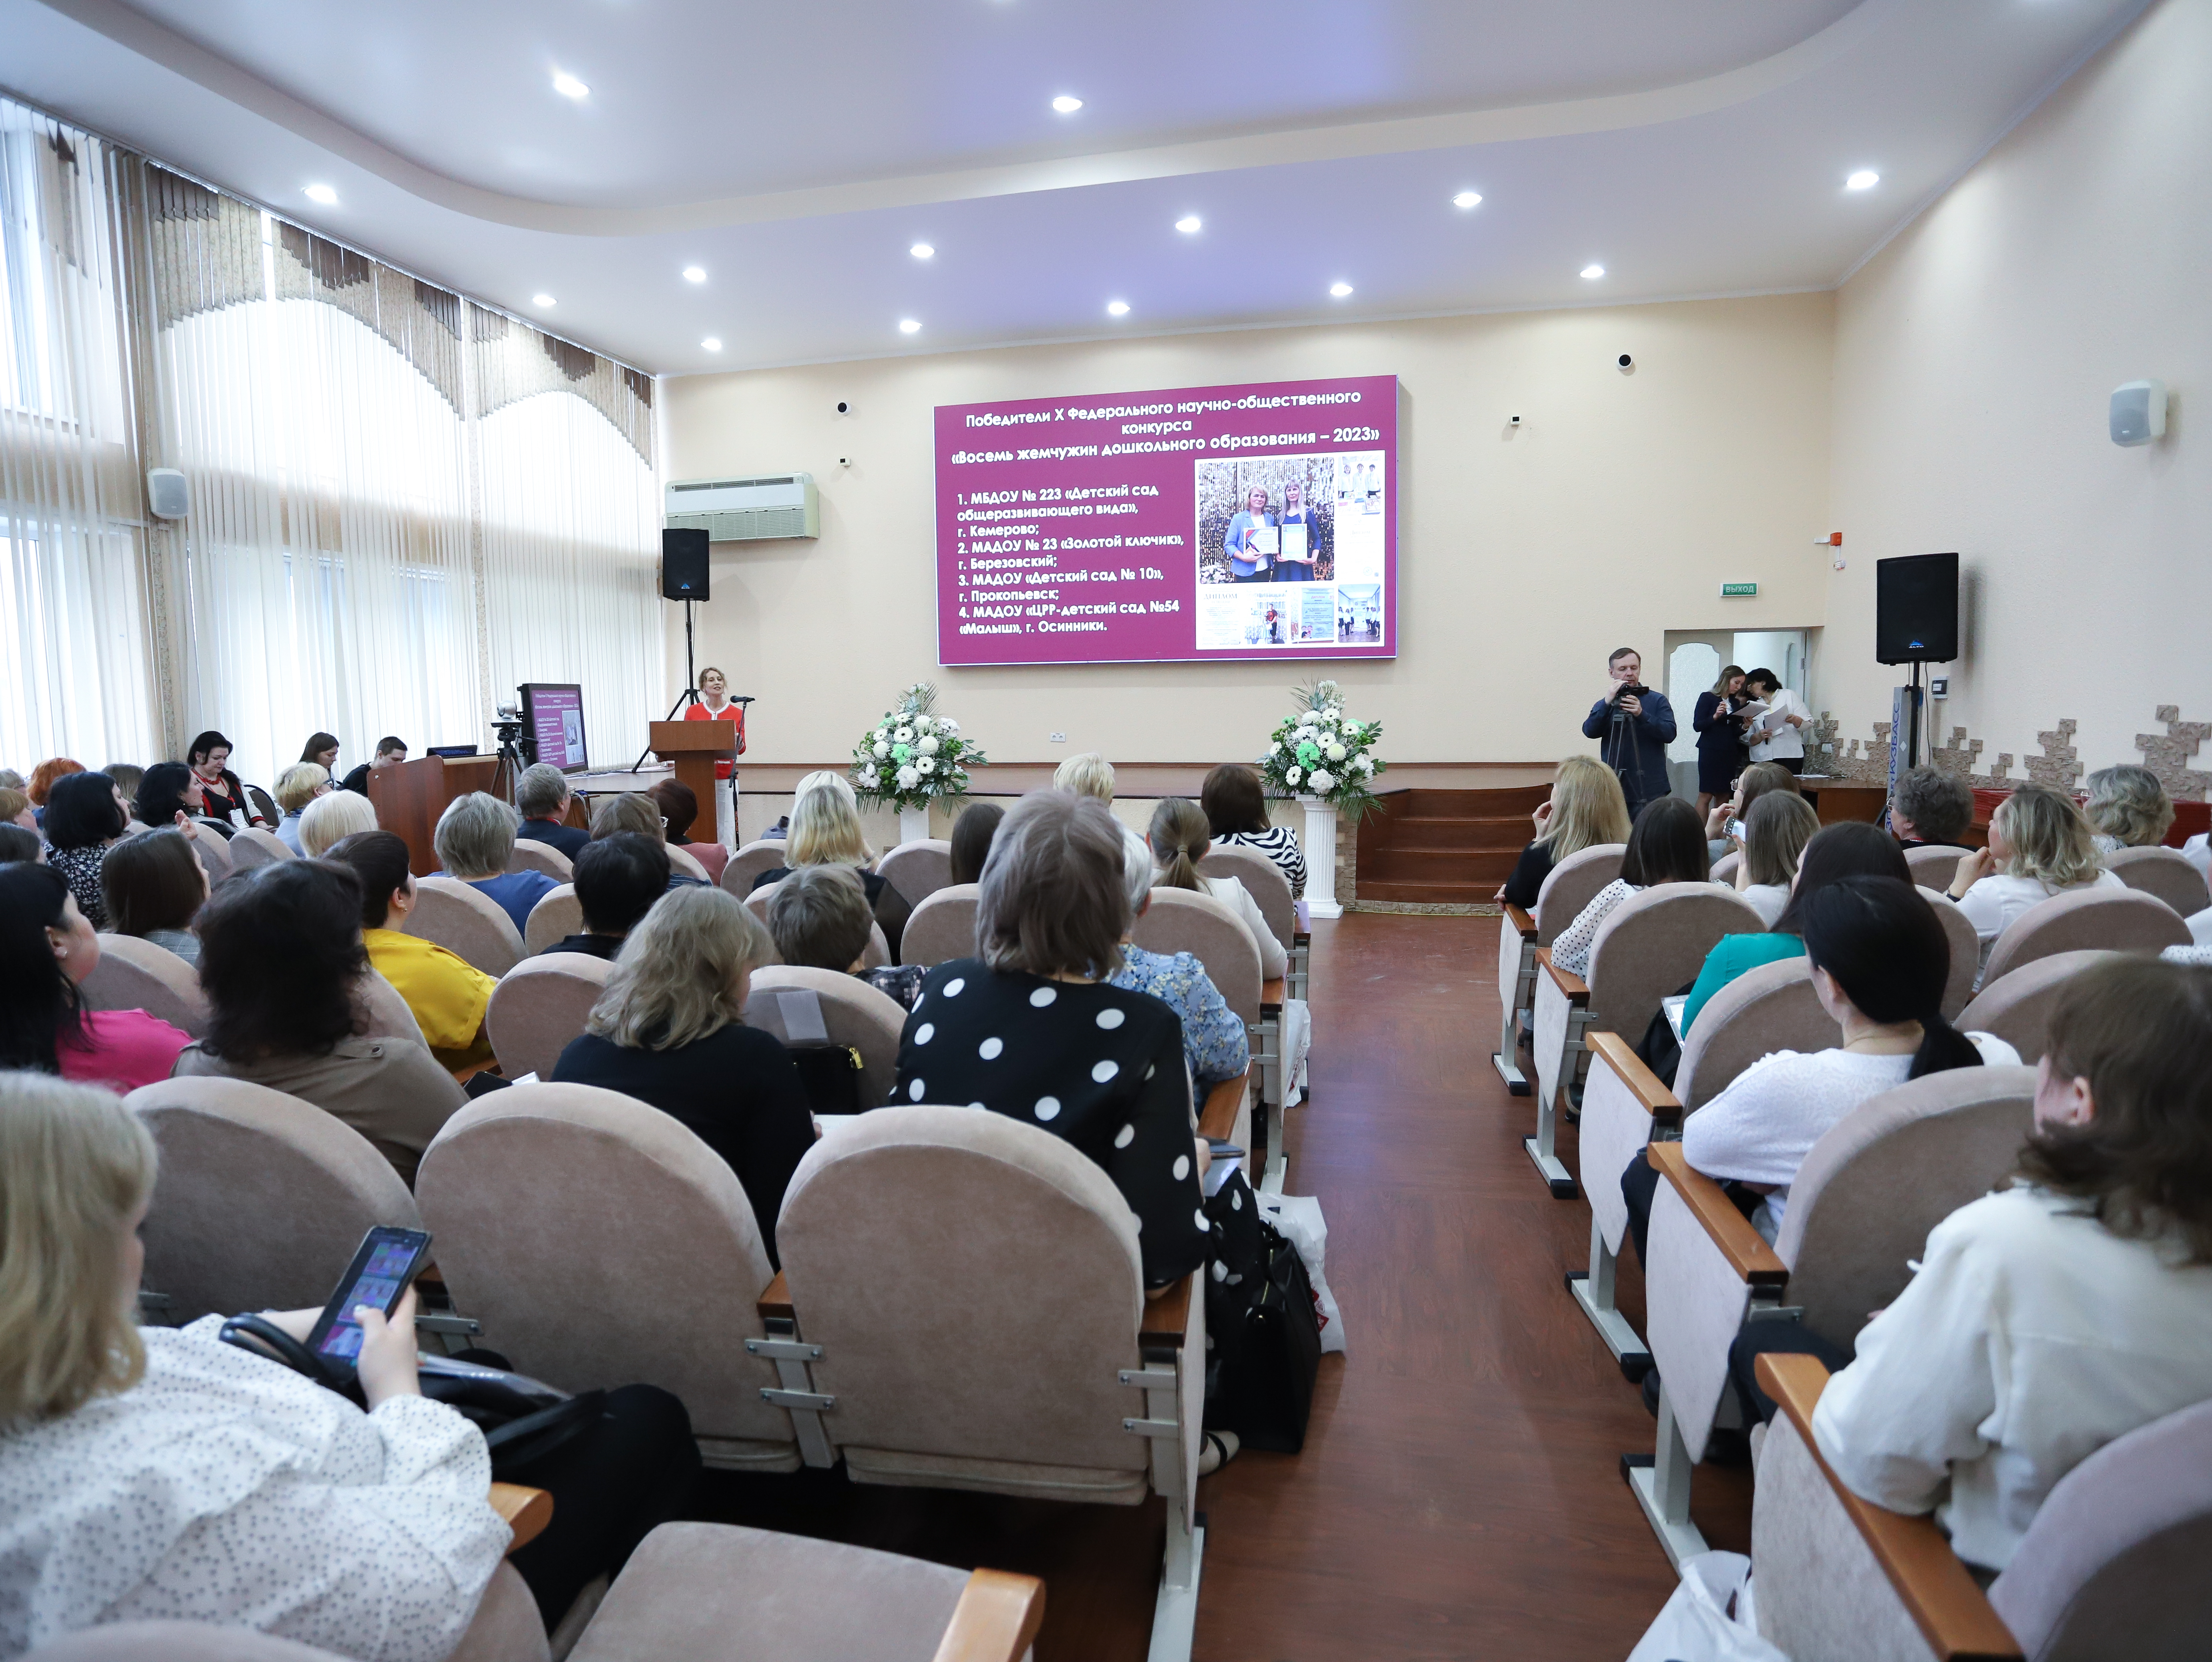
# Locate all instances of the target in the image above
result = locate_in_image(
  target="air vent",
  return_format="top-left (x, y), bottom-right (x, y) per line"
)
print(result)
top-left (663, 472), bottom-right (819, 542)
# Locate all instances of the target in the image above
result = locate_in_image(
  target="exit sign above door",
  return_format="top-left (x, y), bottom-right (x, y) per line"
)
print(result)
top-left (1720, 582), bottom-right (1757, 597)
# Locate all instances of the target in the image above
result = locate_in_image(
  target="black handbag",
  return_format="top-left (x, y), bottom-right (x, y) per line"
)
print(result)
top-left (219, 1314), bottom-right (605, 1479)
top-left (1199, 1171), bottom-right (1323, 1453)
top-left (788, 1044), bottom-right (869, 1116)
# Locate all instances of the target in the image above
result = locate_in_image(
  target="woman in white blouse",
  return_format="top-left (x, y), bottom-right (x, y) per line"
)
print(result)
top-left (1147, 798), bottom-right (1288, 980)
top-left (1741, 668), bottom-right (1808, 773)
top-left (1550, 796), bottom-right (1711, 980)
top-left (1945, 784), bottom-right (2124, 967)
top-left (1813, 956), bottom-right (2212, 1574)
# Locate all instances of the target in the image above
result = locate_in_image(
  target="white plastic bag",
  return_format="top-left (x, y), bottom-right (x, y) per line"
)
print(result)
top-left (1256, 1192), bottom-right (1345, 1354)
top-left (1279, 998), bottom-right (1311, 1108)
top-left (1625, 1553), bottom-right (1787, 1662)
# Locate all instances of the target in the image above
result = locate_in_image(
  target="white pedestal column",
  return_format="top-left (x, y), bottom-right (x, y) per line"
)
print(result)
top-left (898, 804), bottom-right (930, 845)
top-left (1299, 796), bottom-right (1343, 918)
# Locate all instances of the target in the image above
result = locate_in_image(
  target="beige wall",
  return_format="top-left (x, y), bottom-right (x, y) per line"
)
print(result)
top-left (664, 294), bottom-right (1835, 768)
top-left (1822, 0), bottom-right (2211, 786)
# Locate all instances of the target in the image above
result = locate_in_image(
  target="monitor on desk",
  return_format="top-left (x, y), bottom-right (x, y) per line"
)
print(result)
top-left (521, 683), bottom-right (588, 774)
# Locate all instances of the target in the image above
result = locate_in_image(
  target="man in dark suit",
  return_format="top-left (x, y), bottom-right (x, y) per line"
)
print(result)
top-left (1581, 648), bottom-right (1677, 821)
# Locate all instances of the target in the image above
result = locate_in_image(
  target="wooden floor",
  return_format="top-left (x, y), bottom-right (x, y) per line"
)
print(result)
top-left (697, 912), bottom-right (1750, 1659)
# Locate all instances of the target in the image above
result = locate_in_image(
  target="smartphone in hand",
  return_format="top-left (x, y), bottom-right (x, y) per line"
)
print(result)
top-left (304, 1227), bottom-right (432, 1380)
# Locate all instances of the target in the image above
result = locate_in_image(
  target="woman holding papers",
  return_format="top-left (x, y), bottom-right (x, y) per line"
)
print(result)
top-left (1743, 668), bottom-right (1809, 773)
top-left (1275, 480), bottom-right (1321, 581)
top-left (1223, 486), bottom-right (1276, 581)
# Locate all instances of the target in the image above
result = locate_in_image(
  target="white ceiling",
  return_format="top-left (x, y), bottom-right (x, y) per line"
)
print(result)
top-left (0, 0), bottom-right (2150, 374)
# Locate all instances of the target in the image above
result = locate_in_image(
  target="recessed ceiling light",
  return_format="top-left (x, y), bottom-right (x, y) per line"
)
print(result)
top-left (898, 318), bottom-right (921, 334)
top-left (531, 293), bottom-right (556, 308)
top-left (682, 266), bottom-right (706, 283)
top-left (1329, 281), bottom-right (1353, 298)
top-left (701, 337), bottom-right (722, 352)
top-left (1452, 191), bottom-right (1482, 209)
top-left (1175, 215), bottom-right (1202, 234)
top-left (1106, 300), bottom-right (1130, 317)
top-left (1580, 264), bottom-right (1605, 280)
top-left (552, 72), bottom-right (590, 100)
top-left (303, 183), bottom-right (338, 206)
top-left (1051, 95), bottom-right (1083, 114)
top-left (1846, 169), bottom-right (1880, 191)
top-left (910, 242), bottom-right (935, 260)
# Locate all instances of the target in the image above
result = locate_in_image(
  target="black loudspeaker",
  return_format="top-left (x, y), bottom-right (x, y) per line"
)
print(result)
top-left (661, 529), bottom-right (709, 601)
top-left (1875, 552), bottom-right (1958, 664)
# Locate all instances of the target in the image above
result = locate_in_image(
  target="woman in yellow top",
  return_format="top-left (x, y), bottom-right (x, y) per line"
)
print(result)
top-left (324, 829), bottom-right (497, 1075)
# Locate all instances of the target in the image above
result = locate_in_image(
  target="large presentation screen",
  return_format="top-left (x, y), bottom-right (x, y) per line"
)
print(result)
top-left (521, 683), bottom-right (588, 773)
top-left (936, 374), bottom-right (1396, 666)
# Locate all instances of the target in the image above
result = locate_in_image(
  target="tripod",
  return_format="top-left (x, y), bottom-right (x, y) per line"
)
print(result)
top-left (1601, 697), bottom-right (1643, 807)
top-left (632, 597), bottom-right (704, 773)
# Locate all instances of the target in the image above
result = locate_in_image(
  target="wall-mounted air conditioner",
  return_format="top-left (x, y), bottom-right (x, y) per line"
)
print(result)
top-left (664, 473), bottom-right (820, 542)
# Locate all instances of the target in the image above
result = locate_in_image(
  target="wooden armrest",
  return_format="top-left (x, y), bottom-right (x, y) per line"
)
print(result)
top-left (1648, 1143), bottom-right (1787, 1287)
top-left (489, 1483), bottom-right (553, 1554)
top-left (931, 1567), bottom-right (1048, 1662)
top-left (1585, 1031), bottom-right (1682, 1126)
top-left (1535, 947), bottom-right (1589, 1001)
top-left (1502, 903), bottom-right (1536, 940)
top-left (757, 1270), bottom-right (794, 1324)
top-left (1261, 977), bottom-right (1285, 1011)
top-left (1198, 1067), bottom-right (1251, 1142)
top-left (1756, 1356), bottom-right (2022, 1661)
top-left (1293, 930), bottom-right (1311, 946)
top-left (1139, 1272), bottom-right (1194, 1350)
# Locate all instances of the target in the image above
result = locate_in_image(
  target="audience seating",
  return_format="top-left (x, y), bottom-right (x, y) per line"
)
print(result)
top-left (2105, 844), bottom-right (2210, 917)
top-left (355, 967), bottom-right (430, 1048)
top-left (768, 1103), bottom-right (1206, 1658)
top-left (523, 884), bottom-right (582, 954)
top-left (416, 1082), bottom-right (801, 1471)
top-left (485, 954), bottom-right (613, 1081)
top-left (664, 843), bottom-right (712, 884)
top-left (1918, 887), bottom-right (1981, 1019)
top-left (1631, 1065), bottom-right (2036, 1569)
top-left (225, 827), bottom-right (292, 871)
top-left (506, 840), bottom-right (573, 881)
top-left (124, 1076), bottom-right (422, 1324)
top-left (80, 933), bottom-right (209, 1038)
top-left (898, 882), bottom-right (979, 968)
top-left (1710, 850), bottom-right (1742, 885)
top-left (1199, 845), bottom-right (1307, 1000)
top-left (1980, 886), bottom-right (2190, 989)
top-left (1957, 947), bottom-right (2120, 1064)
top-left (1569, 958), bottom-right (1836, 1373)
top-left (1751, 1357), bottom-right (2212, 1662)
top-left (244, 784), bottom-right (281, 828)
top-left (1902, 843), bottom-right (1969, 891)
top-left (1528, 883), bottom-right (1761, 1197)
top-left (718, 839), bottom-right (789, 897)
top-left (189, 828), bottom-right (234, 885)
top-left (744, 966), bottom-right (906, 1110)
top-left (1492, 843), bottom-right (1623, 1096)
top-left (407, 873), bottom-right (525, 976)
top-left (874, 837), bottom-right (954, 910)
top-left (741, 881), bottom-right (890, 968)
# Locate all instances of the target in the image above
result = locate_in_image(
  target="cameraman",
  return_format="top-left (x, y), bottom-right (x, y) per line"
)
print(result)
top-left (1581, 647), bottom-right (1676, 819)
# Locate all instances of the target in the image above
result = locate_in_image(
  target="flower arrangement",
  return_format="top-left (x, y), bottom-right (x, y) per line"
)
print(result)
top-left (849, 682), bottom-right (987, 812)
top-left (1256, 680), bottom-right (1385, 821)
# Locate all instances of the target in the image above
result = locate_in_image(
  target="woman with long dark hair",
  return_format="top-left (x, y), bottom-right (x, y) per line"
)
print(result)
top-left (1548, 795), bottom-right (1711, 980)
top-left (1201, 762), bottom-right (1306, 899)
top-left (0, 862), bottom-right (191, 1089)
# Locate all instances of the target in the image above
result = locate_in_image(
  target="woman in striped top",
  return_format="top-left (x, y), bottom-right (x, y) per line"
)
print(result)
top-left (1201, 763), bottom-right (1306, 899)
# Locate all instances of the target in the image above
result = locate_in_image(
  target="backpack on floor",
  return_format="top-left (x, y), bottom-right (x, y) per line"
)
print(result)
top-left (1201, 1168), bottom-right (1323, 1452)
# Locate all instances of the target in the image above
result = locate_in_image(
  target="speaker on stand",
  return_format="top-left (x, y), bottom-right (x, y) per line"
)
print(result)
top-left (1876, 551), bottom-right (1959, 773)
top-left (632, 529), bottom-right (716, 772)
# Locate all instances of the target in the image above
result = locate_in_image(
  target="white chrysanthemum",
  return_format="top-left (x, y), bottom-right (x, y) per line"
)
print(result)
top-left (1325, 742), bottom-right (1347, 761)
top-left (941, 718), bottom-right (960, 734)
top-left (916, 756), bottom-right (935, 775)
top-left (1309, 768), bottom-right (1335, 791)
top-left (894, 725), bottom-right (914, 743)
top-left (896, 765), bottom-right (919, 789)
top-left (1286, 766), bottom-right (1302, 785)
top-left (872, 740), bottom-right (889, 758)
top-left (1357, 755), bottom-right (1375, 774)
top-left (917, 735), bottom-right (939, 755)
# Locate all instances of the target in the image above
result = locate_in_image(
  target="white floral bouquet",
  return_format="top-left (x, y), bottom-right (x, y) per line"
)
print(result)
top-left (850, 682), bottom-right (987, 812)
top-left (1256, 680), bottom-right (1385, 821)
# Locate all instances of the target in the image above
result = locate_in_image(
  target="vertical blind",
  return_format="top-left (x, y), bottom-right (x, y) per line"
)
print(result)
top-left (0, 95), bottom-right (662, 786)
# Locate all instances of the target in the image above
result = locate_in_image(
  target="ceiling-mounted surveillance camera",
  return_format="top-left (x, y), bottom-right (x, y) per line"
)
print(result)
top-left (1617, 353), bottom-right (1634, 370)
top-left (1509, 414), bottom-right (1522, 426)
top-left (838, 455), bottom-right (851, 467)
top-left (835, 400), bottom-right (852, 415)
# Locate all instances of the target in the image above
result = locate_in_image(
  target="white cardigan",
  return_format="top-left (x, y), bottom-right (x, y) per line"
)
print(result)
top-left (0, 1318), bottom-right (507, 1662)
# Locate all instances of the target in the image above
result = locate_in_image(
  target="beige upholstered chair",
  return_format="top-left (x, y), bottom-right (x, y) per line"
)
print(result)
top-left (1751, 1361), bottom-right (2212, 1662)
top-left (1958, 947), bottom-right (2120, 1064)
top-left (875, 838), bottom-right (954, 909)
top-left (486, 953), bottom-right (613, 1081)
top-left (523, 884), bottom-right (583, 954)
top-left (1528, 882), bottom-right (1762, 1197)
top-left (1710, 850), bottom-right (1742, 885)
top-left (416, 1083), bottom-right (800, 1471)
top-left (1902, 842), bottom-right (1969, 892)
top-left (406, 874), bottom-right (525, 976)
top-left (1493, 843), bottom-right (1624, 1096)
top-left (354, 968), bottom-right (429, 1047)
top-left (226, 827), bottom-right (292, 871)
top-left (743, 881), bottom-right (890, 968)
top-left (1631, 1065), bottom-right (2037, 1569)
top-left (189, 825), bottom-right (235, 884)
top-left (506, 839), bottom-right (574, 881)
top-left (1981, 886), bottom-right (2189, 989)
top-left (899, 882), bottom-right (980, 968)
top-left (1199, 843), bottom-right (1305, 995)
top-left (81, 933), bottom-right (209, 1038)
top-left (719, 838), bottom-right (789, 897)
top-left (1919, 887), bottom-right (1981, 1018)
top-left (665, 842), bottom-right (712, 884)
top-left (745, 966), bottom-right (907, 1110)
top-left (1571, 957), bottom-right (1837, 1374)
top-left (772, 1105), bottom-right (1203, 1657)
top-left (2105, 844), bottom-right (2210, 917)
top-left (1132, 885), bottom-right (1279, 1187)
top-left (125, 1075), bottom-right (422, 1324)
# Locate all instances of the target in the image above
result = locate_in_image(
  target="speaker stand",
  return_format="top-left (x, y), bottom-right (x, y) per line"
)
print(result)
top-left (631, 598), bottom-right (703, 773)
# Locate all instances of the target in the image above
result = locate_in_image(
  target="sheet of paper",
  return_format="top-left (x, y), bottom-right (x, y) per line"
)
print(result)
top-left (1280, 522), bottom-right (1309, 563)
top-left (1248, 523), bottom-right (1279, 556)
top-left (1663, 996), bottom-right (1689, 1043)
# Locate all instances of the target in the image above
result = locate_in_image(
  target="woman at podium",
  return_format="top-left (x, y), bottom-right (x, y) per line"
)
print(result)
top-left (683, 666), bottom-right (744, 847)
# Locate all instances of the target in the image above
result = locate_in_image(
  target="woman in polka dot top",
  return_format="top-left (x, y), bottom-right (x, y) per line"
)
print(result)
top-left (891, 791), bottom-right (1212, 1293)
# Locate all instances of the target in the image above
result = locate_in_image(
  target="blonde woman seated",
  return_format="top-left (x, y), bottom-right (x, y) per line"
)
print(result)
top-left (1053, 751), bottom-right (1115, 802)
top-left (326, 830), bottom-right (497, 1075)
top-left (1146, 798), bottom-right (1288, 982)
top-left (747, 771), bottom-right (911, 962)
top-left (2083, 762), bottom-right (2174, 856)
top-left (1550, 797), bottom-right (1711, 981)
top-left (1945, 783), bottom-right (2124, 965)
top-left (1497, 755), bottom-right (1631, 909)
top-left (270, 761), bottom-right (330, 855)
top-left (298, 787), bottom-right (378, 858)
top-left (432, 791), bottom-right (558, 936)
top-left (1732, 788), bottom-right (1819, 926)
top-left (552, 886), bottom-right (813, 1268)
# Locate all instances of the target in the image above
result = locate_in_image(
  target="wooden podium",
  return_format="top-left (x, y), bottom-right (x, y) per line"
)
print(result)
top-left (371, 754), bottom-right (501, 877)
top-left (649, 722), bottom-right (738, 818)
